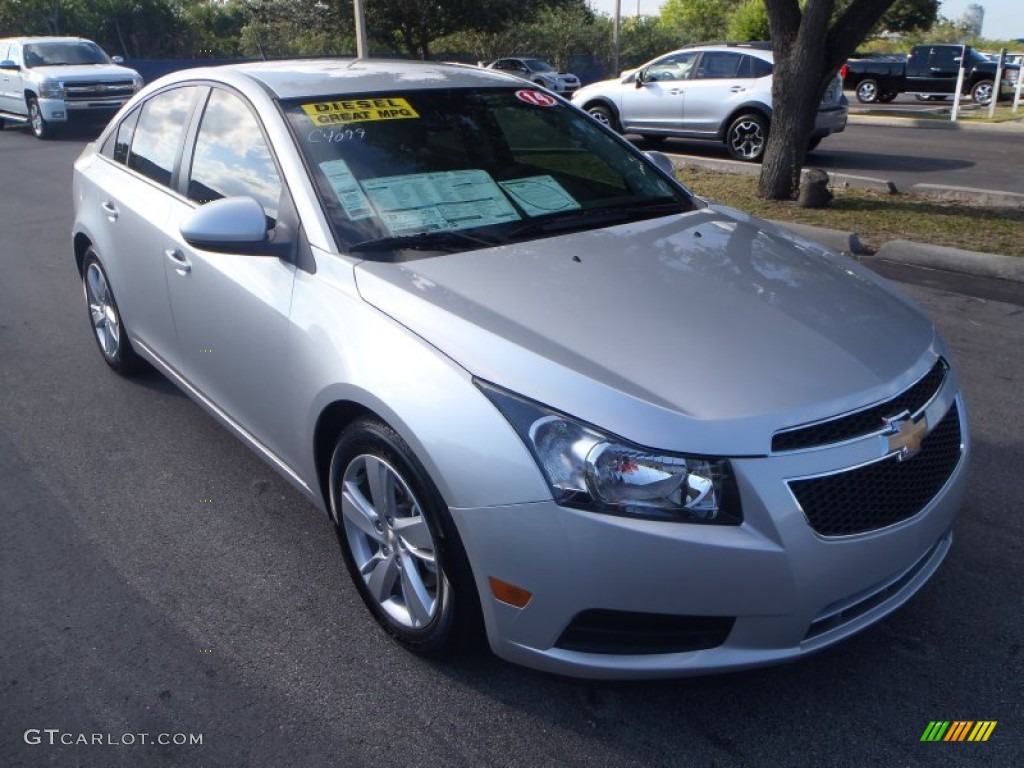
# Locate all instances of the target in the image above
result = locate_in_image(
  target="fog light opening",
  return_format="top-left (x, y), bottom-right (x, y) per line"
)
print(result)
top-left (488, 577), bottom-right (532, 608)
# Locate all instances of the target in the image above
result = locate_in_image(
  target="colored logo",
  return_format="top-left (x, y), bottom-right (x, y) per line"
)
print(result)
top-left (515, 90), bottom-right (558, 107)
top-left (920, 721), bottom-right (997, 742)
top-left (884, 410), bottom-right (928, 461)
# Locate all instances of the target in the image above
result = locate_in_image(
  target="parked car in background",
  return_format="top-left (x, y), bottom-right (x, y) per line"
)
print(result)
top-left (72, 59), bottom-right (967, 679)
top-left (0, 36), bottom-right (142, 138)
top-left (843, 44), bottom-right (1020, 105)
top-left (572, 43), bottom-right (848, 161)
top-left (485, 57), bottom-right (580, 94)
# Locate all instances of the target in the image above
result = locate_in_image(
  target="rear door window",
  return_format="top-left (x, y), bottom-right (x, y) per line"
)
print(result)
top-left (128, 87), bottom-right (199, 188)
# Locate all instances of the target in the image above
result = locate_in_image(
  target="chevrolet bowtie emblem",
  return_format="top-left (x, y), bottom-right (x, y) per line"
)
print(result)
top-left (883, 411), bottom-right (928, 461)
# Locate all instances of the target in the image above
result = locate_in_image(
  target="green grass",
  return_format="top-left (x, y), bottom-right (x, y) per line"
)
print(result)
top-left (676, 166), bottom-right (1024, 258)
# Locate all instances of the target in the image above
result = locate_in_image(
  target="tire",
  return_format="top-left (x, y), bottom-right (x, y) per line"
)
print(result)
top-left (970, 79), bottom-right (994, 106)
top-left (28, 96), bottom-right (53, 139)
top-left (725, 112), bottom-right (768, 162)
top-left (877, 91), bottom-right (898, 103)
top-left (807, 136), bottom-right (823, 152)
top-left (586, 104), bottom-right (621, 133)
top-left (639, 134), bottom-right (667, 146)
top-left (855, 78), bottom-right (880, 103)
top-left (82, 249), bottom-right (145, 375)
top-left (328, 417), bottom-right (482, 656)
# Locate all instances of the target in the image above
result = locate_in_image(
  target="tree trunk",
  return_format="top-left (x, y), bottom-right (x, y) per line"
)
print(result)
top-left (759, 0), bottom-right (901, 200)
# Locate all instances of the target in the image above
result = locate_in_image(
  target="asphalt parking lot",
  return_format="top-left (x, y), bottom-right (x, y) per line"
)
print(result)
top-left (1, 129), bottom-right (1022, 767)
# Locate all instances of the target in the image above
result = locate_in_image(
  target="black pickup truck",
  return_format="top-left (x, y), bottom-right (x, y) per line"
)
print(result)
top-left (843, 45), bottom-right (1019, 105)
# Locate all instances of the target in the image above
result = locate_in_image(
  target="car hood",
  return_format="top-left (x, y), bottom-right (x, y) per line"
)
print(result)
top-left (354, 207), bottom-right (938, 454)
top-left (28, 63), bottom-right (138, 81)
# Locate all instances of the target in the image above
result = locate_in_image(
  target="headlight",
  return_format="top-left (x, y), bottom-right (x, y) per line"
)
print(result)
top-left (38, 80), bottom-right (64, 99)
top-left (478, 381), bottom-right (741, 524)
top-left (132, 76), bottom-right (144, 92)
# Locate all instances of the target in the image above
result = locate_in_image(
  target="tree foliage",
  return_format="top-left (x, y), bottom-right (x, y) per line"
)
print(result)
top-left (659, 0), bottom-right (740, 45)
top-left (728, 0), bottom-right (771, 41)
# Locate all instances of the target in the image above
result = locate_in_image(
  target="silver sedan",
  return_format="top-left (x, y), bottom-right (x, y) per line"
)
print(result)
top-left (72, 60), bottom-right (968, 679)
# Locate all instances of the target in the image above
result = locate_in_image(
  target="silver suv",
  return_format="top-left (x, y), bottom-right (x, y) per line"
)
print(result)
top-left (0, 36), bottom-right (143, 138)
top-left (572, 43), bottom-right (847, 161)
top-left (486, 57), bottom-right (580, 94)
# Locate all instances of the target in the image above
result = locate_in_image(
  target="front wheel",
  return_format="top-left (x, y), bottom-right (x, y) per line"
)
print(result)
top-left (586, 104), bottom-right (621, 133)
top-left (971, 79), bottom-right (994, 106)
top-left (855, 79), bottom-right (880, 103)
top-left (28, 97), bottom-right (53, 139)
top-left (725, 113), bottom-right (768, 162)
top-left (328, 417), bottom-right (481, 656)
top-left (82, 250), bottom-right (145, 375)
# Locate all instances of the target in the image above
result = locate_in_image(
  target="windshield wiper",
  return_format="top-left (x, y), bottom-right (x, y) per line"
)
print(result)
top-left (348, 229), bottom-right (499, 253)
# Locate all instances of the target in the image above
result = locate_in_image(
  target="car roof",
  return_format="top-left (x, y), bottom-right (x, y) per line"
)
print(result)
top-left (1, 37), bottom-right (96, 45)
top-left (159, 58), bottom-right (525, 100)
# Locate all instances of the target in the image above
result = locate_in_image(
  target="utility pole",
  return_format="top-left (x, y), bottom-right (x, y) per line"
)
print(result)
top-left (612, 0), bottom-right (621, 76)
top-left (354, 0), bottom-right (368, 58)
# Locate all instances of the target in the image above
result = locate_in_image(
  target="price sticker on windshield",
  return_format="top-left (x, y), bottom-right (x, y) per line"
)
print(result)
top-left (515, 90), bottom-right (558, 107)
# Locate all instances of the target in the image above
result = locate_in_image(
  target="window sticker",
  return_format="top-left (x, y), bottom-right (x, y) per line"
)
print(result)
top-left (301, 97), bottom-right (419, 126)
top-left (319, 159), bottom-right (374, 220)
top-left (361, 170), bottom-right (521, 236)
top-left (499, 176), bottom-right (580, 216)
top-left (515, 90), bottom-right (558, 107)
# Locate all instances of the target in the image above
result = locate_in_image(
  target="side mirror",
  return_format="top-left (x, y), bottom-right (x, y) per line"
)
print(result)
top-left (0, 60), bottom-right (19, 71)
top-left (112, 55), bottom-right (124, 64)
top-left (180, 197), bottom-right (270, 254)
top-left (644, 151), bottom-right (675, 177)
top-left (635, 69), bottom-right (646, 88)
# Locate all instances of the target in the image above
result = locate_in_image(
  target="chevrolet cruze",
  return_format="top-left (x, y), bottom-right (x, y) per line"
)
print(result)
top-left (72, 60), bottom-right (968, 679)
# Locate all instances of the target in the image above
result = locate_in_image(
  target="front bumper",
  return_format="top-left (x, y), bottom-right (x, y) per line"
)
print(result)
top-left (39, 95), bottom-right (131, 124)
top-left (450, 390), bottom-right (968, 679)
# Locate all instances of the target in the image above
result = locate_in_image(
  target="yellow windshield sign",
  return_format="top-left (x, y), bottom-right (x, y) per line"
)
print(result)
top-left (301, 98), bottom-right (419, 125)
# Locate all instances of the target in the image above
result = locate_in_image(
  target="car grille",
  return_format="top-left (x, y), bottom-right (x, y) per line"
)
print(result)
top-left (789, 401), bottom-right (962, 537)
top-left (65, 81), bottom-right (135, 101)
top-left (772, 359), bottom-right (947, 452)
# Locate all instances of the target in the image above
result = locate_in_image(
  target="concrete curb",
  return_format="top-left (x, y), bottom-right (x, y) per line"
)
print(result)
top-left (910, 183), bottom-right (1024, 209)
top-left (869, 240), bottom-right (1024, 283)
top-left (848, 114), bottom-right (1024, 131)
top-left (770, 220), bottom-right (868, 256)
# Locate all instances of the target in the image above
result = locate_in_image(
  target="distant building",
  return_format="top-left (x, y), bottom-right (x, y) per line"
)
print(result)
top-left (961, 4), bottom-right (984, 37)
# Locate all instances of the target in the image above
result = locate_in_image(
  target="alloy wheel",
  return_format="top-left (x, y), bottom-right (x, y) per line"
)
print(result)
top-left (728, 119), bottom-right (765, 161)
top-left (85, 261), bottom-right (121, 360)
top-left (340, 454), bottom-right (440, 629)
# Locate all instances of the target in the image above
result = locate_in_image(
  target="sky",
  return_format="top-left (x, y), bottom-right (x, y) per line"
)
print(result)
top-left (587, 1), bottom-right (1023, 42)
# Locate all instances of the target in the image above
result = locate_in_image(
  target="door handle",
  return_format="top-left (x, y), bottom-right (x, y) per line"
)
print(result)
top-left (668, 89), bottom-right (683, 95)
top-left (731, 86), bottom-right (745, 92)
top-left (165, 248), bottom-right (192, 274)
top-left (101, 201), bottom-right (118, 222)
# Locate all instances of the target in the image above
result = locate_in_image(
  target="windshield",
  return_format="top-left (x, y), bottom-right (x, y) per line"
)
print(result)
top-left (283, 87), bottom-right (693, 255)
top-left (24, 41), bottom-right (111, 67)
top-left (523, 59), bottom-right (555, 72)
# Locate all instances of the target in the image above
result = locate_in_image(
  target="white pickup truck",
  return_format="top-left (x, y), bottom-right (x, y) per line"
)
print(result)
top-left (0, 36), bottom-right (143, 139)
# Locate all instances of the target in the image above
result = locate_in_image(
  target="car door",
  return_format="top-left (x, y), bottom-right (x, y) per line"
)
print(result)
top-left (907, 47), bottom-right (960, 93)
top-left (620, 51), bottom-right (697, 133)
top-left (86, 86), bottom-right (202, 365)
top-left (162, 86), bottom-right (298, 458)
top-left (680, 52), bottom-right (757, 135)
top-left (0, 43), bottom-right (25, 115)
